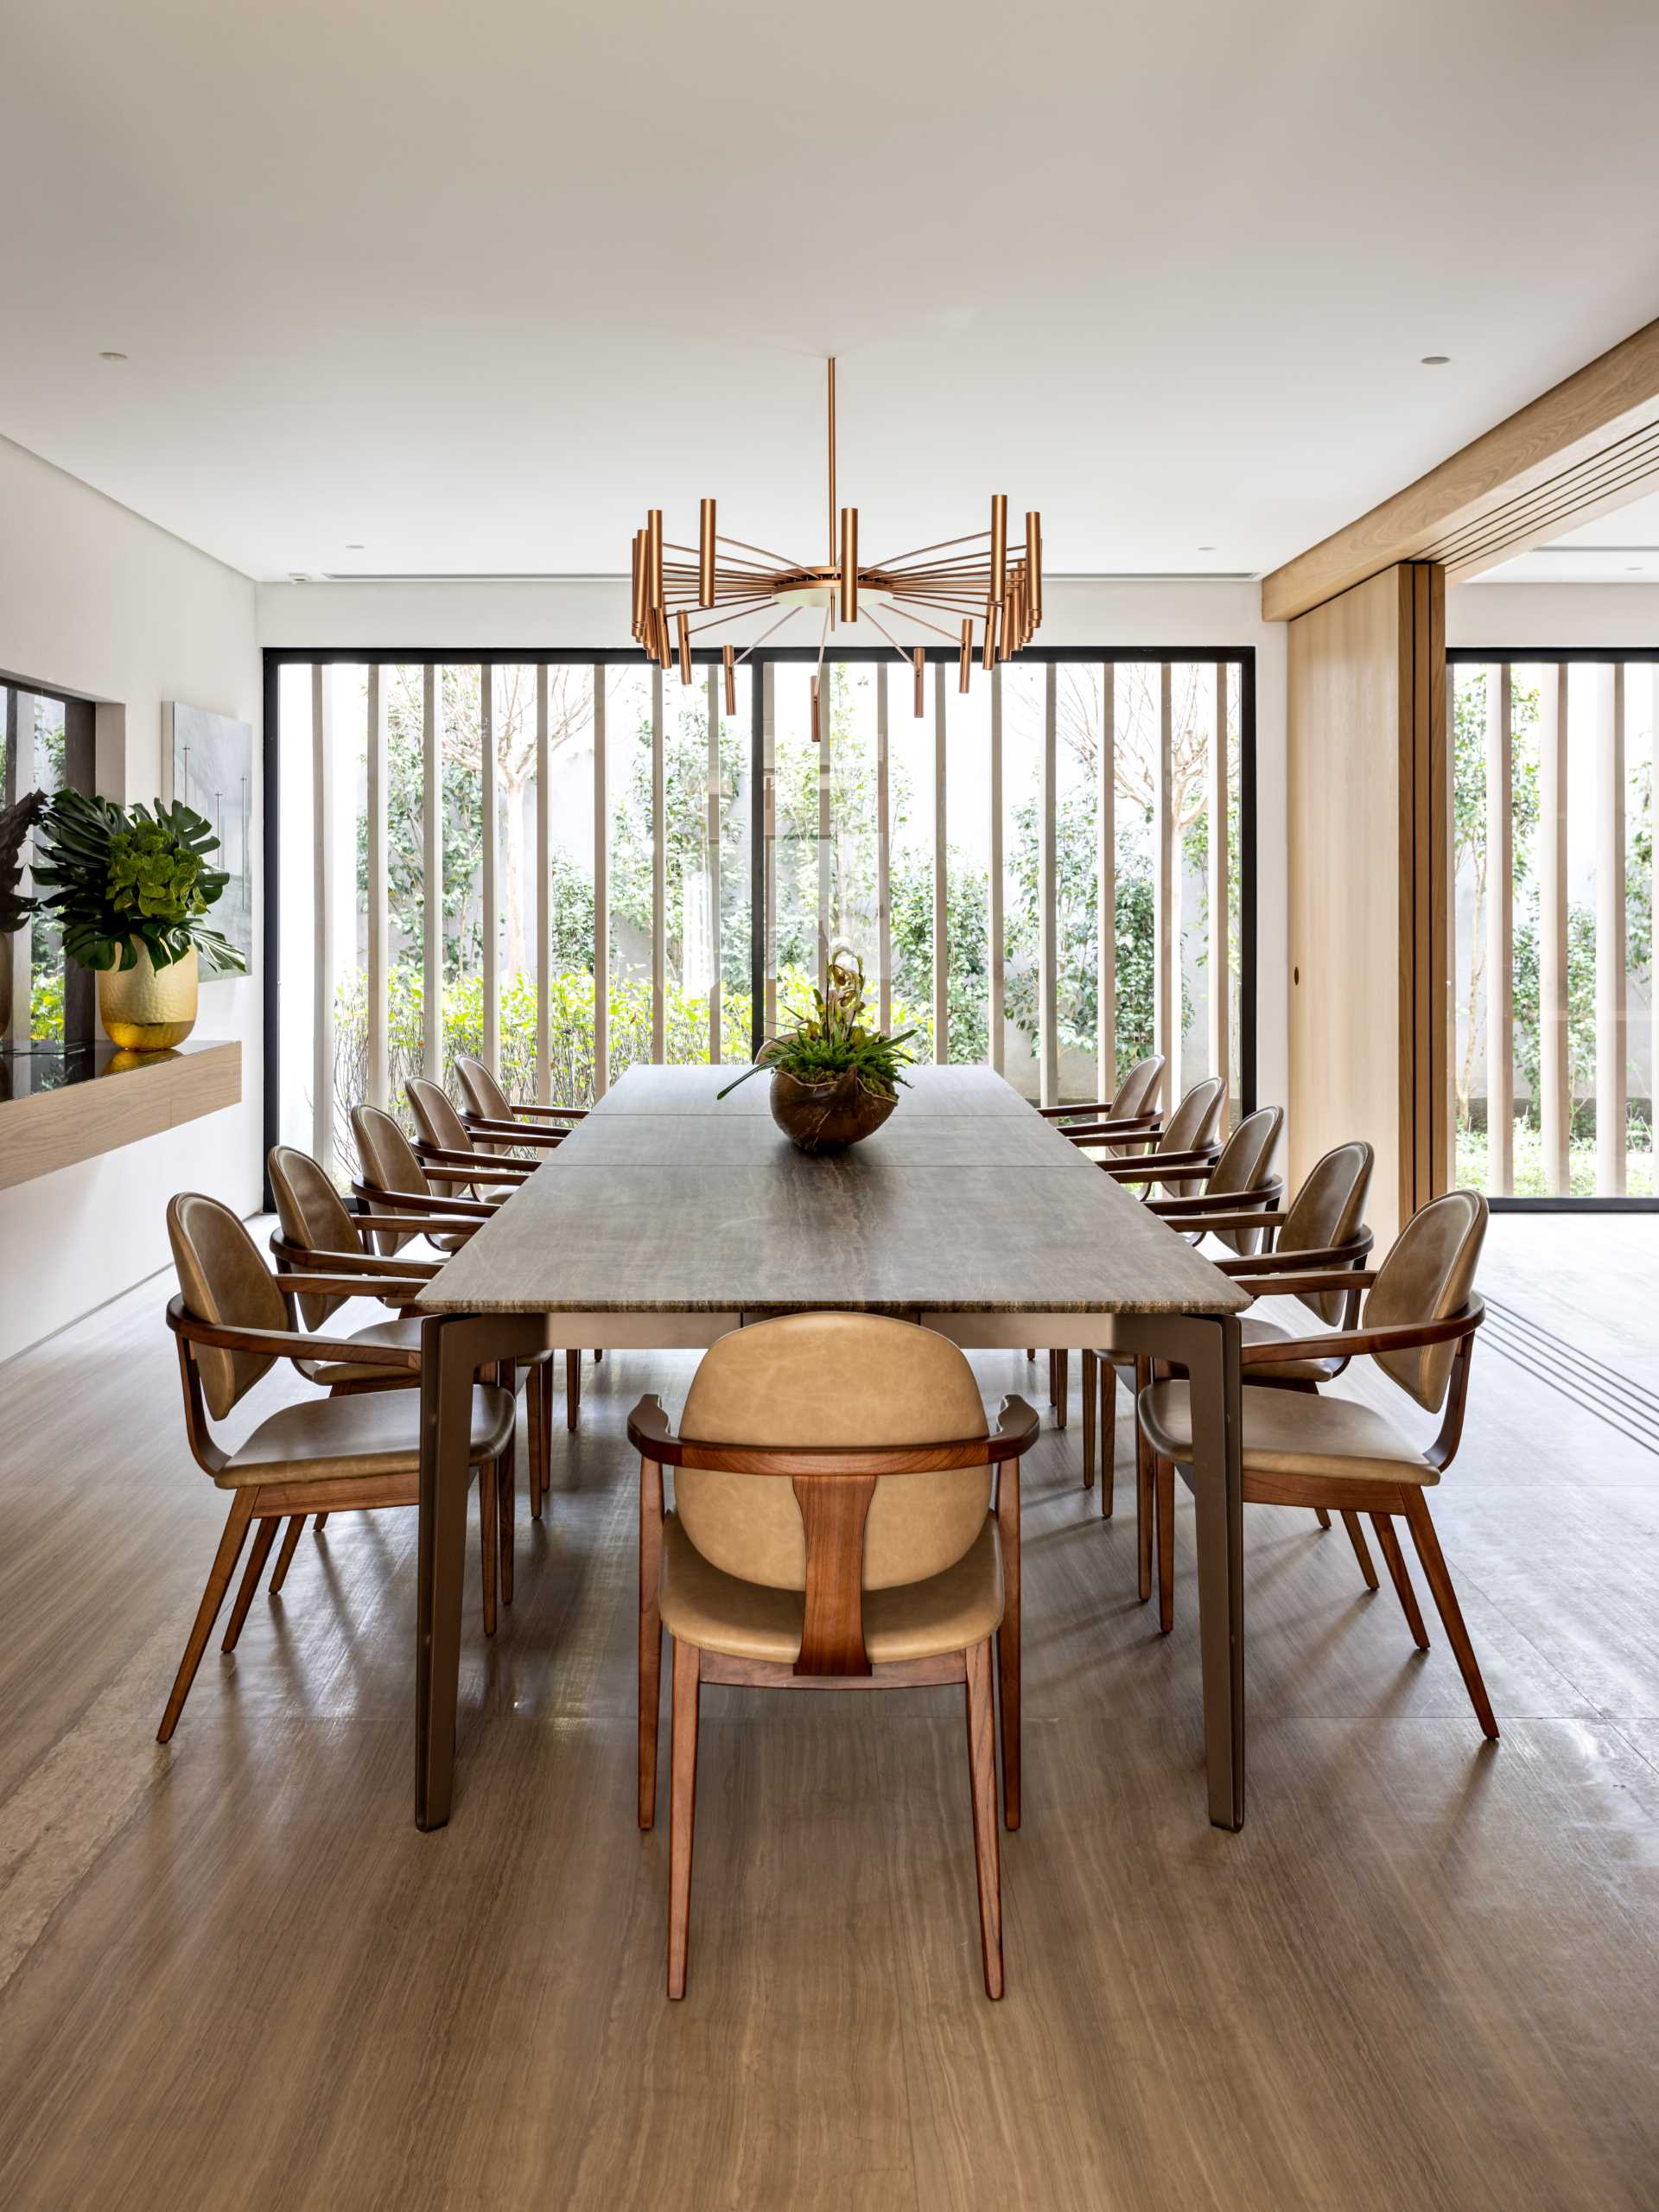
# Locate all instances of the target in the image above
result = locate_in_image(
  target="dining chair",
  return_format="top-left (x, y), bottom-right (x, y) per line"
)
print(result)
top-left (406, 1076), bottom-right (537, 1199)
top-left (1078, 1105), bottom-right (1281, 1604)
top-left (351, 1103), bottom-right (498, 1252)
top-left (1198, 1137), bottom-right (1377, 1578)
top-left (454, 1055), bottom-right (587, 1156)
top-left (270, 1140), bottom-right (554, 1541)
top-left (1081, 1103), bottom-right (1285, 1548)
top-left (1136, 1189), bottom-right (1497, 1741)
top-left (1035, 1052), bottom-right (1166, 1137)
top-left (630, 1313), bottom-right (1039, 2000)
top-left (158, 1193), bottom-right (516, 1742)
top-left (1041, 1077), bottom-right (1230, 1436)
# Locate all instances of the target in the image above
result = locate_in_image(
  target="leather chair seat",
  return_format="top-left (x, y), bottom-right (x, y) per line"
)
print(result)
top-left (219, 1382), bottom-right (515, 1488)
top-left (658, 1513), bottom-right (1004, 1665)
top-left (1236, 1315), bottom-right (1344, 1383)
top-left (1139, 1380), bottom-right (1438, 1485)
top-left (302, 1314), bottom-right (553, 1389)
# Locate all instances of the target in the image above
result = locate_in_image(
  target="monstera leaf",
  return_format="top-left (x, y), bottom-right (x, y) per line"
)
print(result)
top-left (31, 791), bottom-right (245, 974)
top-left (0, 790), bottom-right (47, 934)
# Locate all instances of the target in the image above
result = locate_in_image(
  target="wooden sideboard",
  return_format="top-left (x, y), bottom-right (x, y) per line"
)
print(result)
top-left (0, 1039), bottom-right (242, 1191)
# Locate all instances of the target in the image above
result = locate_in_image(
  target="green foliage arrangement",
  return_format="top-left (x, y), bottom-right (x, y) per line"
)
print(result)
top-left (31, 792), bottom-right (245, 976)
top-left (718, 944), bottom-right (917, 1102)
top-left (0, 790), bottom-right (45, 935)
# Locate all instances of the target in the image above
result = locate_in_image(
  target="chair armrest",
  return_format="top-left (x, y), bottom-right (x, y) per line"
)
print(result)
top-left (353, 1183), bottom-right (497, 1220)
top-left (413, 1145), bottom-right (537, 1178)
top-left (1157, 1204), bottom-right (1287, 1230)
top-left (1099, 1147), bottom-right (1222, 1179)
top-left (458, 1116), bottom-right (568, 1148)
top-left (1058, 1115), bottom-right (1162, 1142)
top-left (989, 1396), bottom-right (1041, 1457)
top-left (271, 1272), bottom-right (429, 1306)
top-left (1237, 1298), bottom-right (1482, 1368)
top-left (626, 1391), bottom-right (1044, 1470)
top-left (166, 1292), bottom-right (424, 1369)
top-left (628, 1395), bottom-right (675, 1455)
top-left (1212, 1236), bottom-right (1369, 1277)
top-left (271, 1240), bottom-right (442, 1282)
top-left (502, 1103), bottom-right (586, 1122)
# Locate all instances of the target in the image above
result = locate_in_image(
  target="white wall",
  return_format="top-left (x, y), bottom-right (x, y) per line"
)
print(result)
top-left (1449, 580), bottom-right (1659, 647)
top-left (257, 576), bottom-right (1290, 1112)
top-left (0, 436), bottom-right (260, 1363)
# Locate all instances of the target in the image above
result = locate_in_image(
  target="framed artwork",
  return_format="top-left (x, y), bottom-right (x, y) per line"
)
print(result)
top-left (163, 702), bottom-right (253, 976)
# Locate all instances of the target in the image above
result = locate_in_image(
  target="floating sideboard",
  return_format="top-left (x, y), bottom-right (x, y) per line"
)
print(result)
top-left (0, 1039), bottom-right (242, 1192)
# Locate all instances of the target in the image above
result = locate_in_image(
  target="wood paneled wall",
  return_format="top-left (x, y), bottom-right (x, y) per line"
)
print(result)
top-left (1287, 564), bottom-right (1447, 1246)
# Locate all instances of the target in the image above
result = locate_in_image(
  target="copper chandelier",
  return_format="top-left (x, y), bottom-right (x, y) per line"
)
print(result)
top-left (630, 359), bottom-right (1043, 735)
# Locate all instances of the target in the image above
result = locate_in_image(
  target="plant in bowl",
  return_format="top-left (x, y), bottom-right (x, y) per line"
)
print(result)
top-left (31, 792), bottom-right (245, 1049)
top-left (720, 943), bottom-right (918, 1153)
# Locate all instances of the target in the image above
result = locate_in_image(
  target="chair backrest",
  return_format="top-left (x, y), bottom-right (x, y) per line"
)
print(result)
top-left (1160, 1077), bottom-right (1226, 1195)
top-left (1200, 1105), bottom-right (1284, 1253)
top-left (407, 1077), bottom-right (474, 1157)
top-left (455, 1055), bottom-right (513, 1125)
top-left (1111, 1054), bottom-right (1165, 1122)
top-left (352, 1103), bottom-right (432, 1254)
top-left (269, 1144), bottom-right (364, 1328)
top-left (676, 1313), bottom-right (990, 1596)
top-left (1279, 1140), bottom-right (1374, 1324)
top-left (167, 1192), bottom-right (289, 1421)
top-left (1365, 1189), bottom-right (1488, 1412)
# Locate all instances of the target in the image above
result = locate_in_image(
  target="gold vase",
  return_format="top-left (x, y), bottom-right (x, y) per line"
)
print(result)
top-left (98, 943), bottom-right (199, 1050)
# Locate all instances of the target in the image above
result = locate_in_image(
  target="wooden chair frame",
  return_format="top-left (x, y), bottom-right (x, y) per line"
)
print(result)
top-left (628, 1391), bottom-right (1039, 2000)
top-left (1143, 1297), bottom-right (1497, 1739)
top-left (159, 1278), bottom-right (514, 1745)
top-left (1081, 1220), bottom-right (1368, 1530)
top-left (266, 1230), bottom-right (552, 1537)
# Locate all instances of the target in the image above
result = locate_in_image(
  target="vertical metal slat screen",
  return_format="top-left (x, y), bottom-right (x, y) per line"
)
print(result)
top-left (267, 646), bottom-right (1255, 1186)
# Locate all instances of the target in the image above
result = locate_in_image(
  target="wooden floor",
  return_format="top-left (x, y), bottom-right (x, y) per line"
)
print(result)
top-left (1, 1216), bottom-right (1656, 2209)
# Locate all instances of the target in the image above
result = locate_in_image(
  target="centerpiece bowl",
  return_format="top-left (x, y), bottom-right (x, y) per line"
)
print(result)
top-left (720, 942), bottom-right (915, 1156)
top-left (769, 1065), bottom-right (898, 1153)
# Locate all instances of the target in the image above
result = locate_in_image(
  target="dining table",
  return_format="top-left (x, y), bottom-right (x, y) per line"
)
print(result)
top-left (411, 1063), bottom-right (1250, 1834)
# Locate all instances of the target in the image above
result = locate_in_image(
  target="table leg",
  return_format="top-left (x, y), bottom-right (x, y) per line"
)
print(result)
top-left (1184, 1313), bottom-right (1245, 1830)
top-left (417, 1312), bottom-right (545, 1832)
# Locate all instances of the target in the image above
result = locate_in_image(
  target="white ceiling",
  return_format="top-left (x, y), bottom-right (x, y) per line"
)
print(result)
top-left (1478, 489), bottom-right (1659, 582)
top-left (4, 0), bottom-right (1659, 585)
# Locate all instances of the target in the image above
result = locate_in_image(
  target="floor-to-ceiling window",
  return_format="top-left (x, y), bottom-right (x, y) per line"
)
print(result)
top-left (1449, 651), bottom-right (1656, 1202)
top-left (265, 647), bottom-right (1255, 1185)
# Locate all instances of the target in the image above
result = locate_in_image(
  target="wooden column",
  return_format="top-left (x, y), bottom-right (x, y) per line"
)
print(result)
top-left (1287, 563), bottom-right (1447, 1245)
top-left (1594, 663), bottom-right (1627, 1194)
top-left (1537, 664), bottom-right (1570, 1192)
top-left (1484, 664), bottom-right (1513, 1193)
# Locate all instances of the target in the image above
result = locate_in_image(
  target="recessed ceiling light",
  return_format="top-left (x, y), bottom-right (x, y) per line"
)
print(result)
top-left (1627, 564), bottom-right (1645, 573)
top-left (98, 349), bottom-right (127, 361)
top-left (346, 543), bottom-right (365, 550)
top-left (1197, 543), bottom-right (1216, 552)
top-left (1420, 354), bottom-right (1451, 365)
